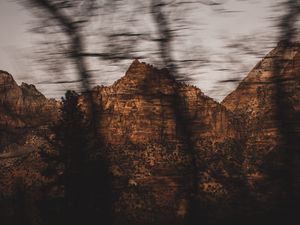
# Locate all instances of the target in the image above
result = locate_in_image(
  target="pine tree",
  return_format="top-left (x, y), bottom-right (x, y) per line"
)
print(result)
top-left (39, 90), bottom-right (112, 225)
top-left (39, 90), bottom-right (89, 224)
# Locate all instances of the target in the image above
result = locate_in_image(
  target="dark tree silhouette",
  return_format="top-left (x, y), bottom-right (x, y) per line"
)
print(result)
top-left (39, 90), bottom-right (111, 225)
top-left (271, 0), bottom-right (300, 222)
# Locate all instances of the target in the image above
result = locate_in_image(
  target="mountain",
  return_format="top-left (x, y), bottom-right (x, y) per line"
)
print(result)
top-left (0, 61), bottom-right (243, 224)
top-left (0, 70), bottom-right (59, 224)
top-left (79, 59), bottom-right (244, 224)
top-left (0, 70), bottom-right (59, 147)
top-left (0, 43), bottom-right (299, 225)
top-left (222, 41), bottom-right (300, 207)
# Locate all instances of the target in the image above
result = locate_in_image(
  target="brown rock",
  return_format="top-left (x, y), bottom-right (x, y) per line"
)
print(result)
top-left (222, 42), bottom-right (300, 206)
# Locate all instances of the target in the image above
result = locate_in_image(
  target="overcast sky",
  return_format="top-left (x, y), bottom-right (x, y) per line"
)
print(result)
top-left (0, 0), bottom-right (287, 101)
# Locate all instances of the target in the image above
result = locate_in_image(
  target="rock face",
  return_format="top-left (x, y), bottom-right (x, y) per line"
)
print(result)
top-left (0, 70), bottom-right (58, 129)
top-left (222, 41), bottom-right (300, 206)
top-left (0, 70), bottom-right (59, 151)
top-left (0, 62), bottom-right (242, 224)
top-left (85, 60), bottom-right (243, 224)
top-left (0, 70), bottom-right (59, 216)
top-left (0, 43), bottom-right (299, 225)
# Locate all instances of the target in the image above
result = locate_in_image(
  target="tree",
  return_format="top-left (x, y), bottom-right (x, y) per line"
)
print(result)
top-left (40, 90), bottom-right (111, 225)
top-left (39, 90), bottom-right (86, 224)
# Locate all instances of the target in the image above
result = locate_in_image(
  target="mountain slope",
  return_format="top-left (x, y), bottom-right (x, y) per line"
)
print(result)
top-left (80, 59), bottom-right (244, 224)
top-left (1, 45), bottom-right (300, 224)
top-left (0, 61), bottom-right (243, 224)
top-left (222, 41), bottom-right (300, 206)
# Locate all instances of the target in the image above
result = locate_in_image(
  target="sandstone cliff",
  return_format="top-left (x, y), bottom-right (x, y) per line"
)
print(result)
top-left (0, 43), bottom-right (299, 224)
top-left (0, 70), bottom-right (58, 206)
top-left (78, 59), bottom-right (244, 224)
top-left (0, 61), bottom-right (243, 224)
top-left (222, 41), bottom-right (300, 207)
top-left (0, 70), bottom-right (59, 151)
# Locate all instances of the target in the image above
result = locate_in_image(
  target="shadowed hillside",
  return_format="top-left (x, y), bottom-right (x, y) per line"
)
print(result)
top-left (1, 43), bottom-right (300, 224)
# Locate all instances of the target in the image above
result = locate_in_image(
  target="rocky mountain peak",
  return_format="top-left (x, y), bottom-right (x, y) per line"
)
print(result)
top-left (125, 59), bottom-right (155, 78)
top-left (222, 42), bottom-right (300, 113)
top-left (1, 44), bottom-right (300, 224)
top-left (20, 82), bottom-right (45, 98)
top-left (0, 70), bottom-right (18, 90)
top-left (112, 59), bottom-right (177, 95)
top-left (222, 41), bottom-right (300, 205)
top-left (0, 71), bottom-right (59, 129)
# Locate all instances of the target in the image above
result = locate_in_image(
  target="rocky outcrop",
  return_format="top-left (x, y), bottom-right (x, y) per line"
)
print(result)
top-left (1, 44), bottom-right (299, 224)
top-left (0, 70), bottom-right (58, 200)
top-left (0, 61), bottom-right (243, 224)
top-left (222, 41), bottom-right (300, 206)
top-left (0, 70), bottom-right (59, 152)
top-left (0, 70), bottom-right (59, 129)
top-left (78, 60), bottom-right (244, 224)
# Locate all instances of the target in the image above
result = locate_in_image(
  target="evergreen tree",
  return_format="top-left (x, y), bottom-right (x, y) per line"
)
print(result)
top-left (39, 90), bottom-right (88, 224)
top-left (40, 90), bottom-right (112, 225)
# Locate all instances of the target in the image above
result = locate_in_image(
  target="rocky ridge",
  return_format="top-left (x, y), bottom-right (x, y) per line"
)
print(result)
top-left (222, 41), bottom-right (300, 206)
top-left (87, 60), bottom-right (243, 224)
top-left (0, 42), bottom-right (300, 224)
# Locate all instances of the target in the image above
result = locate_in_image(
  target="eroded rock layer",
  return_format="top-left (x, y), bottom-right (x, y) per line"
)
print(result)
top-left (1, 41), bottom-right (300, 224)
top-left (222, 41), bottom-right (300, 207)
top-left (79, 60), bottom-right (243, 224)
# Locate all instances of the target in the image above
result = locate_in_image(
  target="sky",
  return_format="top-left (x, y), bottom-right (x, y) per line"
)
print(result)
top-left (0, 0), bottom-right (287, 101)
